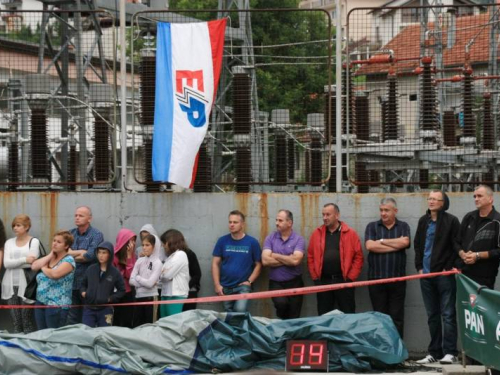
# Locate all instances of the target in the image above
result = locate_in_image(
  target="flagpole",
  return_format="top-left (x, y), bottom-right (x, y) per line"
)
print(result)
top-left (120, 0), bottom-right (127, 192)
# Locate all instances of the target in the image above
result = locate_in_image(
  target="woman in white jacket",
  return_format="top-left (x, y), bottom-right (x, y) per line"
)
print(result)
top-left (1, 214), bottom-right (40, 333)
top-left (159, 229), bottom-right (190, 318)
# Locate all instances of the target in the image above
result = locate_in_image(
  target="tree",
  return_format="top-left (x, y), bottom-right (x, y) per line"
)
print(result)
top-left (250, 0), bottom-right (331, 123)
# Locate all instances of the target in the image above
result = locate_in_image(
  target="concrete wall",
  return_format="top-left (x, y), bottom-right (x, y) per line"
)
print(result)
top-left (0, 191), bottom-right (495, 355)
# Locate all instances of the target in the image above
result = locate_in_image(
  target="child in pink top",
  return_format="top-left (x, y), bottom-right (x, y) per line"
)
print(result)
top-left (112, 228), bottom-right (136, 327)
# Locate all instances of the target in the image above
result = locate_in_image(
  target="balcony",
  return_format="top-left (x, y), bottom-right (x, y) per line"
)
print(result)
top-left (1, 0), bottom-right (22, 5)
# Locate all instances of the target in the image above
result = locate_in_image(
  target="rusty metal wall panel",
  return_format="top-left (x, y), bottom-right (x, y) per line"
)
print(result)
top-left (0, 191), bottom-right (489, 355)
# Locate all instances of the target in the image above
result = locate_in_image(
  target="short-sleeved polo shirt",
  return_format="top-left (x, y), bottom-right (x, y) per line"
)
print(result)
top-left (364, 219), bottom-right (411, 279)
top-left (263, 231), bottom-right (305, 282)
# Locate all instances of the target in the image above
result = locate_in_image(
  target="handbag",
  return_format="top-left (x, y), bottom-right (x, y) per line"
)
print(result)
top-left (23, 238), bottom-right (47, 300)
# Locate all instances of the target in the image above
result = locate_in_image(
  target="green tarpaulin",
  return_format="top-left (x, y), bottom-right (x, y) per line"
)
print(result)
top-left (457, 273), bottom-right (500, 370)
top-left (0, 309), bottom-right (408, 374)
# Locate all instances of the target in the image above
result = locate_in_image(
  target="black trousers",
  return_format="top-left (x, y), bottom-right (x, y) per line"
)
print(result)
top-left (182, 291), bottom-right (199, 312)
top-left (368, 280), bottom-right (406, 338)
top-left (269, 276), bottom-right (304, 320)
top-left (463, 273), bottom-right (496, 290)
top-left (315, 276), bottom-right (355, 315)
top-left (133, 296), bottom-right (155, 327)
top-left (114, 291), bottom-right (135, 328)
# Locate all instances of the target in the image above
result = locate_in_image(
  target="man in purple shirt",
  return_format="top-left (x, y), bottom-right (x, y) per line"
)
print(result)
top-left (262, 209), bottom-right (306, 319)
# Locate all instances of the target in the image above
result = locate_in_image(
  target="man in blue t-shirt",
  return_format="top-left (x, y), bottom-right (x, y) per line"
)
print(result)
top-left (212, 210), bottom-right (262, 312)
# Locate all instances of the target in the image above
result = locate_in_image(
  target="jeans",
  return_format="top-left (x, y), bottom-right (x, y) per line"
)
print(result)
top-left (269, 276), bottom-right (304, 319)
top-left (82, 307), bottom-right (114, 327)
top-left (369, 280), bottom-right (406, 338)
top-left (67, 290), bottom-right (84, 325)
top-left (34, 301), bottom-right (69, 330)
top-left (315, 276), bottom-right (355, 315)
top-left (420, 275), bottom-right (458, 358)
top-left (8, 286), bottom-right (36, 333)
top-left (222, 284), bottom-right (251, 313)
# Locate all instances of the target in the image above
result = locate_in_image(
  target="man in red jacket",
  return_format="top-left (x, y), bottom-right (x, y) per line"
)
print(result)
top-left (307, 203), bottom-right (364, 315)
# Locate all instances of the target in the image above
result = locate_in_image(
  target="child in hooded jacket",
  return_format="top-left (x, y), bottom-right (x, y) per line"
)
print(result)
top-left (81, 241), bottom-right (125, 327)
top-left (130, 234), bottom-right (162, 326)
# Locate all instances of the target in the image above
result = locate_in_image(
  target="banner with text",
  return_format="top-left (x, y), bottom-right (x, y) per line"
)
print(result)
top-left (457, 273), bottom-right (500, 370)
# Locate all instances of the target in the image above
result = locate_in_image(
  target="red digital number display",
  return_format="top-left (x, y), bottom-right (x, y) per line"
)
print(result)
top-left (286, 340), bottom-right (328, 372)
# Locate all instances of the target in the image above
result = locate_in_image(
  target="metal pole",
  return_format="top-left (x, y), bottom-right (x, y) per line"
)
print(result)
top-left (61, 9), bottom-right (69, 182)
top-left (75, 0), bottom-right (87, 186)
top-left (335, 0), bottom-right (342, 192)
top-left (120, 0), bottom-right (127, 191)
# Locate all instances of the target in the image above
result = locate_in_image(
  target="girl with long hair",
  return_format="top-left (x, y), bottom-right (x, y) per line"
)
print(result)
top-left (159, 229), bottom-right (189, 317)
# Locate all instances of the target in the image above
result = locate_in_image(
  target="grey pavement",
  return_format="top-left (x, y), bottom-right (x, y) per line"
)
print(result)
top-left (224, 362), bottom-right (487, 374)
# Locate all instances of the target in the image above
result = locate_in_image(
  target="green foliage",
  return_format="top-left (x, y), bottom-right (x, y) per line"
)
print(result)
top-left (0, 22), bottom-right (62, 46)
top-left (250, 0), bottom-right (331, 123)
top-left (1, 24), bottom-right (39, 43)
top-left (167, 0), bottom-right (218, 21)
top-left (127, 27), bottom-right (147, 63)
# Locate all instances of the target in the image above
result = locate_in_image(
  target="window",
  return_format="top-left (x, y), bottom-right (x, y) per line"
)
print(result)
top-left (409, 94), bottom-right (417, 101)
top-left (401, 8), bottom-right (420, 23)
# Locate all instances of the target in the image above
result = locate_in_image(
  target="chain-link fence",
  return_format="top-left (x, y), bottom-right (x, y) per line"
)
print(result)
top-left (0, 9), bottom-right (116, 190)
top-left (130, 9), bottom-right (333, 192)
top-left (348, 3), bottom-right (500, 192)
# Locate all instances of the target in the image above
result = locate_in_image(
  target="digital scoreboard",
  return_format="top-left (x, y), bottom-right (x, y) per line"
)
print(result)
top-left (285, 340), bottom-right (328, 372)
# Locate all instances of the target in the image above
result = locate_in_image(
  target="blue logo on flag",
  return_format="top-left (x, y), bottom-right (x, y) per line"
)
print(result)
top-left (176, 70), bottom-right (208, 128)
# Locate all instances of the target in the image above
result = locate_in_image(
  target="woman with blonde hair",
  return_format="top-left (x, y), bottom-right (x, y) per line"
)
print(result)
top-left (1, 214), bottom-right (40, 333)
top-left (32, 230), bottom-right (75, 329)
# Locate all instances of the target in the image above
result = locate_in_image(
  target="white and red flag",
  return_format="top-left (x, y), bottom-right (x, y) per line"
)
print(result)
top-left (153, 19), bottom-right (226, 188)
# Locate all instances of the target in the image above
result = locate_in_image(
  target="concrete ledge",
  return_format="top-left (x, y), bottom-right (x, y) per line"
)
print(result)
top-left (442, 365), bottom-right (486, 375)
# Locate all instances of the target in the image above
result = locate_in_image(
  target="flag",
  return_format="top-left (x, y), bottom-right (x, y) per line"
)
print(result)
top-left (152, 19), bottom-right (226, 188)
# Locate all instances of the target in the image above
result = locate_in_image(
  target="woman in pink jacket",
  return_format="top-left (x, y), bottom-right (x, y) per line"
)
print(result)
top-left (113, 228), bottom-right (137, 327)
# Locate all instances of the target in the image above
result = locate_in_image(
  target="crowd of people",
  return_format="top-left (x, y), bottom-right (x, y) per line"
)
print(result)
top-left (0, 207), bottom-right (202, 332)
top-left (0, 185), bottom-right (499, 367)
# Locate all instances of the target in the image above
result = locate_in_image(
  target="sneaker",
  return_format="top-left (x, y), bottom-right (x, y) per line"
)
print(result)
top-left (416, 355), bottom-right (437, 364)
top-left (439, 354), bottom-right (458, 364)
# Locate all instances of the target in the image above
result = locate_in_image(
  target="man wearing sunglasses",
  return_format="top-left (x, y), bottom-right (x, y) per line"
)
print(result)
top-left (414, 190), bottom-right (460, 365)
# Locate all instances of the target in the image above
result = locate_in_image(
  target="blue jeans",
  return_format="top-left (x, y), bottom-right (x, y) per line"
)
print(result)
top-left (222, 284), bottom-right (251, 313)
top-left (34, 301), bottom-right (69, 330)
top-left (420, 275), bottom-right (458, 358)
top-left (82, 307), bottom-right (114, 327)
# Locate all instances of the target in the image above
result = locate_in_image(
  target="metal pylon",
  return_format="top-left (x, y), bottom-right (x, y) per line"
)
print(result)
top-left (36, 0), bottom-right (110, 186)
top-left (213, 0), bottom-right (267, 186)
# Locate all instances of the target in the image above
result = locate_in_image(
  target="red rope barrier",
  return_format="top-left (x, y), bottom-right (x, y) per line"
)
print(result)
top-left (0, 269), bottom-right (460, 309)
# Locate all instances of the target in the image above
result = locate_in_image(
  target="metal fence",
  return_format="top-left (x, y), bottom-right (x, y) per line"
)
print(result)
top-left (347, 3), bottom-right (500, 192)
top-left (0, 9), bottom-right (116, 190)
top-left (130, 9), bottom-right (334, 192)
top-left (6, 5), bottom-right (499, 193)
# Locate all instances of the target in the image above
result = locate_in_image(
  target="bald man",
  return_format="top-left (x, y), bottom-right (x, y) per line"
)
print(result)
top-left (67, 206), bottom-right (104, 324)
top-left (459, 185), bottom-right (500, 289)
